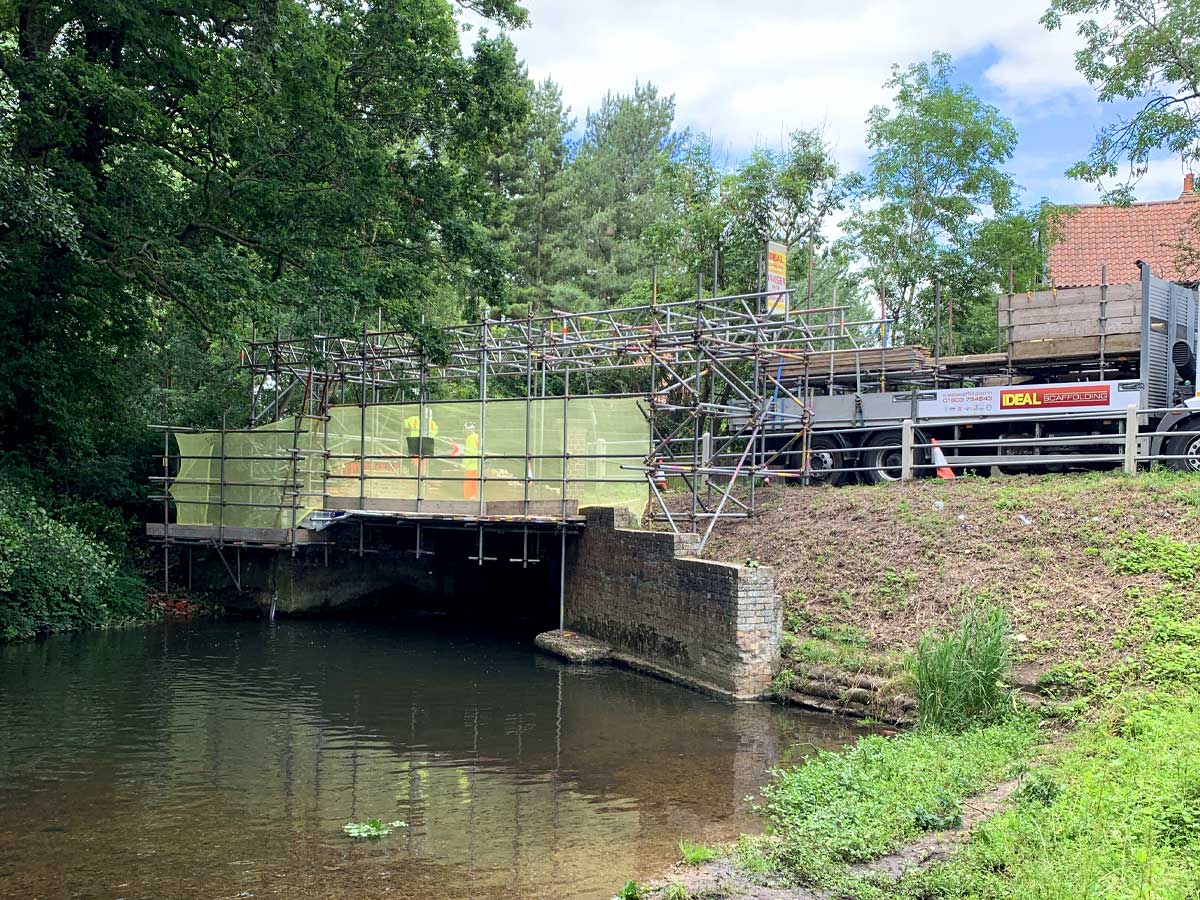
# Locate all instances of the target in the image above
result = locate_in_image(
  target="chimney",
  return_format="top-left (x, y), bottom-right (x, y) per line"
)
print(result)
top-left (1186, 173), bottom-right (1196, 195)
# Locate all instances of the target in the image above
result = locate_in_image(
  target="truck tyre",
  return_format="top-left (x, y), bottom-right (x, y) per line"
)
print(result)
top-left (791, 433), bottom-right (848, 487)
top-left (861, 430), bottom-right (924, 485)
top-left (1166, 426), bottom-right (1200, 473)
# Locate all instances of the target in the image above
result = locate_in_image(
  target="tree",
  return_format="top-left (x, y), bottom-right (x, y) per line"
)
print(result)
top-left (0, 0), bottom-right (528, 498)
top-left (1042, 0), bottom-right (1200, 202)
top-left (932, 203), bottom-right (1070, 354)
top-left (723, 129), bottom-right (861, 299)
top-left (649, 129), bottom-right (859, 300)
top-left (553, 83), bottom-right (681, 306)
top-left (510, 78), bottom-right (574, 315)
top-left (845, 53), bottom-right (1018, 345)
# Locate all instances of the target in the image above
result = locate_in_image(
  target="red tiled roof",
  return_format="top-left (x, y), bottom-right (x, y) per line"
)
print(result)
top-left (1047, 189), bottom-right (1200, 287)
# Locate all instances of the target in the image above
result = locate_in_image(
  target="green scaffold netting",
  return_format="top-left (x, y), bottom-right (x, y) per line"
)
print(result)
top-left (170, 397), bottom-right (650, 528)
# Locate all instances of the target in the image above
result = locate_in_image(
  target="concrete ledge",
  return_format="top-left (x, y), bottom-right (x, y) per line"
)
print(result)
top-left (534, 629), bottom-right (614, 663)
top-left (534, 627), bottom-right (771, 700)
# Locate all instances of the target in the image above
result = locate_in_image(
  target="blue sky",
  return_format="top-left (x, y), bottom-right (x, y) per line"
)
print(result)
top-left (469, 0), bottom-right (1190, 210)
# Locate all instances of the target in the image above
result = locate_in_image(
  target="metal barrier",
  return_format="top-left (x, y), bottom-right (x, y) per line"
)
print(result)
top-left (725, 404), bottom-right (1200, 485)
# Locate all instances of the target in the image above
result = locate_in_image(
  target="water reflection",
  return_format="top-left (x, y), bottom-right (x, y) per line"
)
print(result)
top-left (0, 620), bottom-right (866, 899)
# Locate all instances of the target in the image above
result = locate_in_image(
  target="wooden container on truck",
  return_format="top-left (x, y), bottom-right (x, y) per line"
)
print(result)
top-left (997, 282), bottom-right (1142, 362)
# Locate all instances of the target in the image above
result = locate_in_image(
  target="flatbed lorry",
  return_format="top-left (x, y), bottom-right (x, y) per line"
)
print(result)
top-left (766, 263), bottom-right (1200, 484)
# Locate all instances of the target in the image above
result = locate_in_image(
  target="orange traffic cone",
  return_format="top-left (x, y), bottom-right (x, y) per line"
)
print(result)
top-left (653, 459), bottom-right (669, 492)
top-left (929, 437), bottom-right (955, 480)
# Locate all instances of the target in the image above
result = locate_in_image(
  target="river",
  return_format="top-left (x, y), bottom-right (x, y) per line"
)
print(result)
top-left (0, 619), bottom-right (864, 899)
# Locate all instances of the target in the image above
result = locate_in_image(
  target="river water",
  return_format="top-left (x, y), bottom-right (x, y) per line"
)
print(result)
top-left (0, 619), bottom-right (864, 899)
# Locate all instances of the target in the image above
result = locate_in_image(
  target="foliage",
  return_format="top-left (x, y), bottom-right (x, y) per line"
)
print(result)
top-left (503, 78), bottom-right (575, 316)
top-left (342, 818), bottom-right (406, 840)
top-left (0, 484), bottom-right (144, 640)
top-left (912, 690), bottom-right (1200, 899)
top-left (649, 129), bottom-right (860, 302)
top-left (614, 880), bottom-right (647, 900)
top-left (756, 720), bottom-right (1035, 884)
top-left (910, 604), bottom-right (1012, 730)
top-left (1109, 530), bottom-right (1200, 583)
top-left (678, 838), bottom-right (720, 866)
top-left (845, 53), bottom-right (1036, 351)
top-left (1042, 0), bottom-right (1200, 203)
top-left (1014, 768), bottom-right (1064, 808)
top-left (660, 883), bottom-right (690, 900)
top-left (1114, 588), bottom-right (1200, 687)
top-left (552, 83), bottom-right (681, 305)
top-left (1036, 662), bottom-right (1099, 698)
top-left (0, 0), bottom-right (528, 501)
top-left (912, 793), bottom-right (963, 831)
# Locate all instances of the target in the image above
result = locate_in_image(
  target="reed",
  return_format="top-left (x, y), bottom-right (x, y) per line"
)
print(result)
top-left (912, 604), bottom-right (1012, 730)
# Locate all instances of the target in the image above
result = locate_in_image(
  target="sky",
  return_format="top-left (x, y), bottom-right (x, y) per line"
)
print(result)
top-left (464, 0), bottom-right (1191, 209)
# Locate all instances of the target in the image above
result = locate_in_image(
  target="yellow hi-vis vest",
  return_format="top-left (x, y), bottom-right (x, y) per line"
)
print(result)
top-left (461, 432), bottom-right (480, 469)
top-left (404, 415), bottom-right (438, 438)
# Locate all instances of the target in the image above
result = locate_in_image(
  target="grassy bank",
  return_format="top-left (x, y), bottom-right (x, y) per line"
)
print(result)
top-left (640, 470), bottom-right (1200, 900)
top-left (704, 470), bottom-right (1200, 712)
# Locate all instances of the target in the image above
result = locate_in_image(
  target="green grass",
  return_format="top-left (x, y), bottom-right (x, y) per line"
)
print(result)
top-left (910, 604), bottom-right (1012, 730)
top-left (710, 498), bottom-right (1200, 900)
top-left (677, 838), bottom-right (719, 866)
top-left (909, 689), bottom-right (1200, 899)
top-left (755, 718), bottom-right (1037, 888)
top-left (1108, 530), bottom-right (1200, 583)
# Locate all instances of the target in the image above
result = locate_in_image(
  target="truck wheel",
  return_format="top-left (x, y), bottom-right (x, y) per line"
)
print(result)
top-left (791, 433), bottom-right (848, 487)
top-left (861, 431), bottom-right (923, 485)
top-left (1166, 428), bottom-right (1200, 472)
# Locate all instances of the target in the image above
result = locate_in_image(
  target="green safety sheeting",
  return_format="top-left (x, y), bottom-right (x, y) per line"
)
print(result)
top-left (170, 397), bottom-right (650, 527)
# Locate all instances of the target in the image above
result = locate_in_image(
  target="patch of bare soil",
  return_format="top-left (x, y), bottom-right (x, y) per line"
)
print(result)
top-left (693, 473), bottom-right (1200, 675)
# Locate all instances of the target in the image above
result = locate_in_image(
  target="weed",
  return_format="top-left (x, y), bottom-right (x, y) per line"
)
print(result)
top-left (342, 818), bottom-right (406, 839)
top-left (770, 667), bottom-right (797, 694)
top-left (877, 567), bottom-right (917, 604)
top-left (678, 839), bottom-right (719, 866)
top-left (1016, 768), bottom-right (1063, 807)
top-left (910, 604), bottom-right (1012, 730)
top-left (1116, 590), bottom-right (1200, 685)
top-left (1037, 662), bottom-right (1098, 697)
top-left (614, 880), bottom-right (645, 900)
top-left (757, 720), bottom-right (1034, 884)
top-left (660, 882), bottom-right (690, 900)
top-left (1108, 530), bottom-right (1200, 583)
top-left (912, 793), bottom-right (962, 831)
top-left (915, 690), bottom-right (1200, 898)
top-left (731, 835), bottom-right (774, 876)
top-left (810, 622), bottom-right (869, 649)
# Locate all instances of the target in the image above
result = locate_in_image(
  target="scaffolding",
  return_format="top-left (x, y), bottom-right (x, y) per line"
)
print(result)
top-left (151, 275), bottom-right (891, 590)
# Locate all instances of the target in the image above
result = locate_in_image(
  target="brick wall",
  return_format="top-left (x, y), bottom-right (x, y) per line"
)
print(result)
top-left (564, 507), bottom-right (781, 698)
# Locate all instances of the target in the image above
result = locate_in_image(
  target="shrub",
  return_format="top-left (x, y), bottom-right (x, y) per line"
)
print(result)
top-left (0, 485), bottom-right (143, 640)
top-left (911, 604), bottom-right (1012, 731)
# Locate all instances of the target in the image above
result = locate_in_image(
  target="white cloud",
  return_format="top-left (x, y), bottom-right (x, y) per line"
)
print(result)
top-left (485, 1), bottom-right (1090, 163)
top-left (463, 1), bottom-right (1186, 205)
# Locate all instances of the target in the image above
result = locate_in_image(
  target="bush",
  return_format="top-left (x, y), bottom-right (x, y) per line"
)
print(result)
top-left (0, 485), bottom-right (144, 640)
top-left (911, 604), bottom-right (1012, 730)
